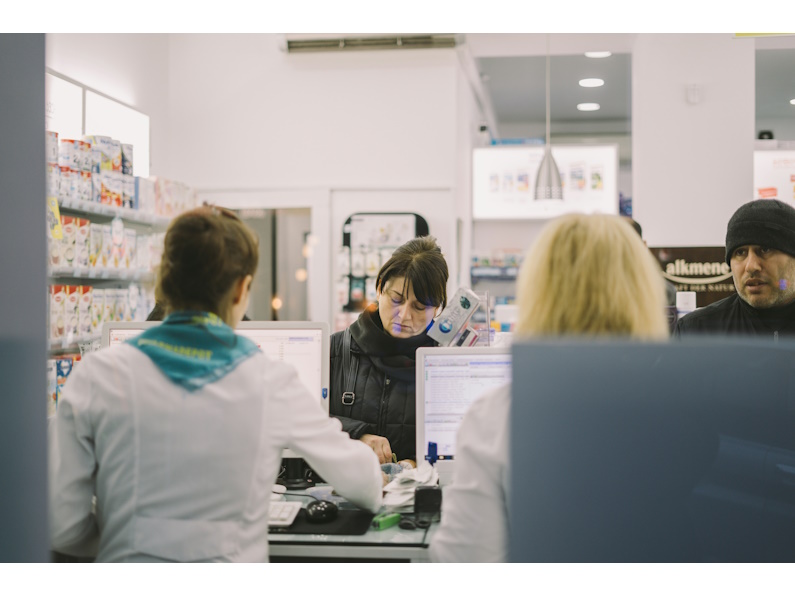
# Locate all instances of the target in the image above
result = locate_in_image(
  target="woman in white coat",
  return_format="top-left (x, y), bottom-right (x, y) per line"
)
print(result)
top-left (49, 205), bottom-right (382, 562)
top-left (429, 213), bottom-right (670, 562)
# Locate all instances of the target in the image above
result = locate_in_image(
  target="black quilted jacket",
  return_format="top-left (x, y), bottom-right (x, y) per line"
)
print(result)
top-left (329, 307), bottom-right (436, 462)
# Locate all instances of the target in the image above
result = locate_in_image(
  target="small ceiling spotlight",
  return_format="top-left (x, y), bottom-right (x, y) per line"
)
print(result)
top-left (577, 103), bottom-right (601, 111)
top-left (579, 78), bottom-right (604, 88)
top-left (585, 51), bottom-right (612, 58)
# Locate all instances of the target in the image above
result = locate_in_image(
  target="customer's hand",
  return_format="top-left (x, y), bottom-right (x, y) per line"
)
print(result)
top-left (360, 434), bottom-right (393, 464)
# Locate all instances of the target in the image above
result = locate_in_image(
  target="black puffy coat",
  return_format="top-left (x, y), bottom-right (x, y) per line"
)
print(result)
top-left (329, 306), bottom-right (437, 462)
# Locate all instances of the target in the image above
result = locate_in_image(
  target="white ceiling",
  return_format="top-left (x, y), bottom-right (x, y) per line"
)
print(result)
top-left (467, 34), bottom-right (795, 135)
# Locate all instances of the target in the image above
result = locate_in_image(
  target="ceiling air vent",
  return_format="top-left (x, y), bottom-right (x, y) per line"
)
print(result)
top-left (282, 34), bottom-right (459, 53)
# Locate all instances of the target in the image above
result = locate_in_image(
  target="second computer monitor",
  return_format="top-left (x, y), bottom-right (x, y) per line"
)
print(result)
top-left (103, 320), bottom-right (330, 413)
top-left (415, 346), bottom-right (512, 485)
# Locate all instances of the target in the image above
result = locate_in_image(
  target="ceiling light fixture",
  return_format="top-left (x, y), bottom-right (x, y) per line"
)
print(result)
top-left (579, 78), bottom-right (604, 88)
top-left (790, 98), bottom-right (795, 105)
top-left (585, 51), bottom-right (612, 58)
top-left (534, 35), bottom-right (563, 201)
top-left (577, 103), bottom-right (601, 111)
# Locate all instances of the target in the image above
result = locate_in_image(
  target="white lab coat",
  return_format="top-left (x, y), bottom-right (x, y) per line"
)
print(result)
top-left (429, 384), bottom-right (511, 563)
top-left (49, 344), bottom-right (383, 562)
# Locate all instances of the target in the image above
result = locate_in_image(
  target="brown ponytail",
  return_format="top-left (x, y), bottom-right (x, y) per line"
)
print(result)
top-left (157, 205), bottom-right (258, 319)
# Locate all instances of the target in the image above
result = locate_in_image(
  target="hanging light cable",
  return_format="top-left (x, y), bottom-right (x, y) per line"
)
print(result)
top-left (534, 35), bottom-right (563, 201)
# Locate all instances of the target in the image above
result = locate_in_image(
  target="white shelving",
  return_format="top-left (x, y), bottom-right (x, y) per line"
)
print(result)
top-left (49, 266), bottom-right (154, 283)
top-left (58, 197), bottom-right (170, 227)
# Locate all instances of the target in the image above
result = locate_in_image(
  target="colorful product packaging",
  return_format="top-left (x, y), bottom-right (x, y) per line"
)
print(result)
top-left (64, 285), bottom-right (80, 338)
top-left (46, 162), bottom-right (60, 199)
top-left (47, 359), bottom-right (57, 418)
top-left (101, 224), bottom-right (113, 268)
top-left (124, 229), bottom-right (137, 269)
top-left (103, 288), bottom-right (116, 324)
top-left (121, 144), bottom-right (134, 176)
top-left (58, 166), bottom-right (75, 203)
top-left (80, 171), bottom-right (92, 202)
top-left (46, 131), bottom-right (59, 163)
top-left (75, 218), bottom-right (90, 269)
top-left (111, 217), bottom-right (124, 268)
top-left (134, 177), bottom-right (156, 213)
top-left (78, 140), bottom-right (92, 172)
top-left (60, 216), bottom-right (77, 268)
top-left (49, 285), bottom-right (66, 340)
top-left (58, 139), bottom-right (80, 170)
top-left (91, 288), bottom-right (105, 335)
top-left (89, 222), bottom-right (104, 268)
top-left (122, 175), bottom-right (135, 209)
top-left (78, 285), bottom-right (93, 336)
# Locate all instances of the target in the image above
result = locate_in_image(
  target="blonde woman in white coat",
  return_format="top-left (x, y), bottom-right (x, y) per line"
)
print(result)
top-left (49, 206), bottom-right (382, 562)
top-left (429, 214), bottom-right (669, 562)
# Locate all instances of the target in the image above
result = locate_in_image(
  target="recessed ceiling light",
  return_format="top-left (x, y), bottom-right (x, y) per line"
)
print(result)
top-left (579, 78), bottom-right (604, 88)
top-left (585, 51), bottom-right (612, 58)
top-left (577, 103), bottom-right (600, 111)
top-left (790, 98), bottom-right (795, 105)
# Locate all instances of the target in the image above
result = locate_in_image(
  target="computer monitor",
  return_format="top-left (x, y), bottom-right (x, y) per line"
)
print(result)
top-left (102, 321), bottom-right (157, 348)
top-left (416, 346), bottom-right (512, 485)
top-left (509, 338), bottom-right (795, 563)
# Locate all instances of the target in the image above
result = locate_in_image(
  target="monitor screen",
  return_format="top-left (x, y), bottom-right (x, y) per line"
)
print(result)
top-left (103, 321), bottom-right (329, 412)
top-left (416, 347), bottom-right (511, 481)
top-left (509, 338), bottom-right (795, 563)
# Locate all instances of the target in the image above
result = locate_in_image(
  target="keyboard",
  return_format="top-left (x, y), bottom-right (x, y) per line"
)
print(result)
top-left (268, 500), bottom-right (302, 528)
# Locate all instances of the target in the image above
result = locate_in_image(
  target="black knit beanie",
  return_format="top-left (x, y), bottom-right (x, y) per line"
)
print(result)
top-left (725, 199), bottom-right (795, 265)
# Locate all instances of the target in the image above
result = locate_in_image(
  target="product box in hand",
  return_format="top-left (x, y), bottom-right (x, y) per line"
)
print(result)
top-left (46, 131), bottom-right (59, 163)
top-left (427, 287), bottom-right (481, 346)
top-left (75, 218), bottom-right (90, 268)
top-left (64, 285), bottom-right (80, 339)
top-left (91, 288), bottom-right (105, 335)
top-left (78, 285), bottom-right (93, 336)
top-left (89, 222), bottom-right (103, 268)
top-left (47, 359), bottom-right (57, 418)
top-left (49, 285), bottom-right (66, 340)
top-left (121, 144), bottom-right (134, 176)
top-left (60, 216), bottom-right (77, 268)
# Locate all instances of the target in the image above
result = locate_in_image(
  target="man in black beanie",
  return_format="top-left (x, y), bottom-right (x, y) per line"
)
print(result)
top-left (674, 199), bottom-right (795, 339)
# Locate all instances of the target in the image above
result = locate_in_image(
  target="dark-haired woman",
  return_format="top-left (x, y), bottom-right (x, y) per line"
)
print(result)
top-left (330, 236), bottom-right (449, 465)
top-left (49, 206), bottom-right (382, 562)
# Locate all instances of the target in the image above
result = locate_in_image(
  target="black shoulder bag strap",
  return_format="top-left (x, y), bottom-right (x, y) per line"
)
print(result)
top-left (341, 327), bottom-right (359, 414)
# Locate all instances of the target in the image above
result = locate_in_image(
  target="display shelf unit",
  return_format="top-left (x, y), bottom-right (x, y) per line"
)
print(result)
top-left (49, 266), bottom-right (154, 283)
top-left (49, 334), bottom-right (101, 354)
top-left (57, 197), bottom-right (170, 228)
top-left (470, 266), bottom-right (519, 283)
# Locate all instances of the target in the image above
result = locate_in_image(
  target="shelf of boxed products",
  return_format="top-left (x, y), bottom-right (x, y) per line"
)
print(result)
top-left (58, 196), bottom-right (170, 228)
top-left (48, 265), bottom-right (154, 283)
top-left (49, 333), bottom-right (101, 354)
top-left (470, 265), bottom-right (519, 283)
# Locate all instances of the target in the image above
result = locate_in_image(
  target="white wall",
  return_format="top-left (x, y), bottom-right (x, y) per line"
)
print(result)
top-left (166, 34), bottom-right (458, 190)
top-left (632, 34), bottom-right (756, 247)
top-left (45, 34), bottom-right (171, 176)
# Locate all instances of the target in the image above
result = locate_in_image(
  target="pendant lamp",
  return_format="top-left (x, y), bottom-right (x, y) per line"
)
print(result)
top-left (534, 35), bottom-right (563, 200)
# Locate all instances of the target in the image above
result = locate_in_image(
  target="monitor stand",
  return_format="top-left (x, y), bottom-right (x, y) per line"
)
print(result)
top-left (278, 457), bottom-right (315, 490)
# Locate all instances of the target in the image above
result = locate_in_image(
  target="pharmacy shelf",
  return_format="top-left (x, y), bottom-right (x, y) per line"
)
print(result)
top-left (49, 333), bottom-right (101, 354)
top-left (57, 197), bottom-right (170, 227)
top-left (49, 266), bottom-right (154, 283)
top-left (470, 266), bottom-right (519, 283)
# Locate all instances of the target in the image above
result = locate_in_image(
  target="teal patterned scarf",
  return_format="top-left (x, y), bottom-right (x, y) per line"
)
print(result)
top-left (128, 311), bottom-right (259, 392)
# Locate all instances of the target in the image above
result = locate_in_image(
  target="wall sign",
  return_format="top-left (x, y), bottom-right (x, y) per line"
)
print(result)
top-left (650, 247), bottom-right (736, 308)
